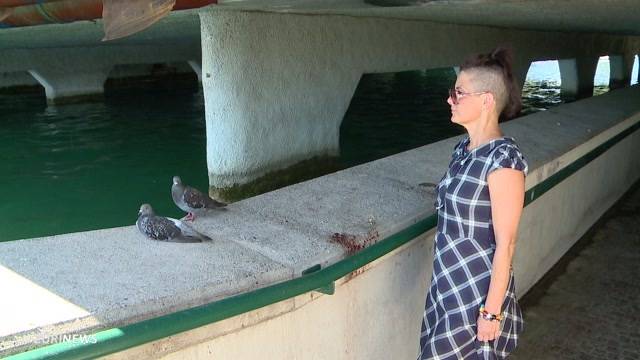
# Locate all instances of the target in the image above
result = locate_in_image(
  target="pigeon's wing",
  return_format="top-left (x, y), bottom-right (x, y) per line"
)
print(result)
top-left (183, 186), bottom-right (227, 210)
top-left (168, 218), bottom-right (212, 242)
top-left (182, 186), bottom-right (209, 210)
top-left (138, 215), bottom-right (201, 243)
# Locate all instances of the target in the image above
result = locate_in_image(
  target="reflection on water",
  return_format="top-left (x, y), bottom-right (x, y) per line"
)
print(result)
top-left (1, 67), bottom-right (593, 241)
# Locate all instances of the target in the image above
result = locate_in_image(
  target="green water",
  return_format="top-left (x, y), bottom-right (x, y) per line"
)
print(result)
top-left (1, 86), bottom-right (208, 241)
top-left (0, 69), bottom-right (599, 241)
top-left (340, 68), bottom-right (463, 166)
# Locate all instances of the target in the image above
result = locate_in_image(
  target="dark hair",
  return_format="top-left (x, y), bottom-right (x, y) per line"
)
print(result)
top-left (460, 47), bottom-right (522, 121)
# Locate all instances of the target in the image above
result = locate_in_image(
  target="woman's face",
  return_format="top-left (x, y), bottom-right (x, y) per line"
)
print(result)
top-left (447, 71), bottom-right (485, 126)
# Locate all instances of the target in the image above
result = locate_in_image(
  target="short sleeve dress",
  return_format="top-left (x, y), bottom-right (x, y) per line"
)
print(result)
top-left (418, 136), bottom-right (528, 360)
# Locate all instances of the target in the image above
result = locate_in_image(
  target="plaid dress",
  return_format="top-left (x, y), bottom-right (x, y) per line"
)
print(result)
top-left (418, 136), bottom-right (528, 360)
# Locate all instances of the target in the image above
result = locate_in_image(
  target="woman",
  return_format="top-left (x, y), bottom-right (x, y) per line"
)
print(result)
top-left (418, 47), bottom-right (528, 359)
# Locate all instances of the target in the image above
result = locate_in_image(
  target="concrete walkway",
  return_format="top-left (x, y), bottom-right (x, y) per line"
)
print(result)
top-left (511, 183), bottom-right (640, 359)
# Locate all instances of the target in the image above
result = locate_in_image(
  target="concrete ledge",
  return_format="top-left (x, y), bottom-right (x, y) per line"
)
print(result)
top-left (0, 227), bottom-right (291, 355)
top-left (1, 86), bottom-right (639, 357)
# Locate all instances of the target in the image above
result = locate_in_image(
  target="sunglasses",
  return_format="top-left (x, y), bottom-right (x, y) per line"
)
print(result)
top-left (448, 88), bottom-right (490, 105)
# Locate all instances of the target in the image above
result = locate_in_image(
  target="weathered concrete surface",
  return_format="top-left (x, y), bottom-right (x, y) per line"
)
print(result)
top-left (1, 86), bottom-right (639, 357)
top-left (211, 0), bottom-right (640, 37)
top-left (101, 229), bottom-right (435, 360)
top-left (211, 167), bottom-right (432, 272)
top-left (0, 227), bottom-right (292, 355)
top-left (511, 183), bottom-right (640, 360)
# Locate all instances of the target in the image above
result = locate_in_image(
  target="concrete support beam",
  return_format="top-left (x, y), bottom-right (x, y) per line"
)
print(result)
top-left (29, 66), bottom-right (111, 104)
top-left (1, 43), bottom-right (201, 103)
top-left (559, 57), bottom-right (599, 100)
top-left (609, 53), bottom-right (637, 89)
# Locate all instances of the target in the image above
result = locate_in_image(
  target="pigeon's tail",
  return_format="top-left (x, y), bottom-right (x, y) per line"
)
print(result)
top-left (174, 220), bottom-right (213, 242)
top-left (193, 232), bottom-right (212, 242)
top-left (171, 235), bottom-right (207, 243)
top-left (206, 197), bottom-right (228, 209)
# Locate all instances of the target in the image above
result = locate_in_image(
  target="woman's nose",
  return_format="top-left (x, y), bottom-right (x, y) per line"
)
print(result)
top-left (447, 96), bottom-right (454, 106)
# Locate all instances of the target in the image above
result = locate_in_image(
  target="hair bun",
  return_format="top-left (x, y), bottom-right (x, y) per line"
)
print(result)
top-left (490, 47), bottom-right (512, 68)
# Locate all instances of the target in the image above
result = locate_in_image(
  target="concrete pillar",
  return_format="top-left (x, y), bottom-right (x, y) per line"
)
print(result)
top-left (199, 11), bottom-right (361, 201)
top-left (559, 57), bottom-right (599, 100)
top-left (608, 54), bottom-right (635, 89)
top-left (512, 58), bottom-right (532, 92)
top-left (29, 65), bottom-right (111, 104)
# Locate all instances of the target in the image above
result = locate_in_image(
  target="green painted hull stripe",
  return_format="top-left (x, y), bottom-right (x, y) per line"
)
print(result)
top-left (5, 119), bottom-right (638, 360)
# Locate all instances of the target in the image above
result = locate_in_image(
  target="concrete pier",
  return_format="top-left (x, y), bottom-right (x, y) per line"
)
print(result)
top-left (29, 65), bottom-right (111, 103)
top-left (559, 57), bottom-right (600, 99)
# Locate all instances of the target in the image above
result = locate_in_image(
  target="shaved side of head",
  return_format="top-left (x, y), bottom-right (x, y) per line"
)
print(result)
top-left (462, 67), bottom-right (508, 115)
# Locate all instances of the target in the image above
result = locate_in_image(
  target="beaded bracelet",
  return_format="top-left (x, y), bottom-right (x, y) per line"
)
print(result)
top-left (479, 304), bottom-right (503, 322)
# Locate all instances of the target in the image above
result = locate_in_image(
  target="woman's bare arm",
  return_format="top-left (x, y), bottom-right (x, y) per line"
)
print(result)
top-left (477, 168), bottom-right (525, 340)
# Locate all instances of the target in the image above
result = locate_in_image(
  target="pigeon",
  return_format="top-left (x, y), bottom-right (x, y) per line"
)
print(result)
top-left (171, 176), bottom-right (227, 221)
top-left (136, 204), bottom-right (212, 243)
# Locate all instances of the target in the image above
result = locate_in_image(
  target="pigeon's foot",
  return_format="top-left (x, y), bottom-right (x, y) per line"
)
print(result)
top-left (181, 213), bottom-right (196, 222)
